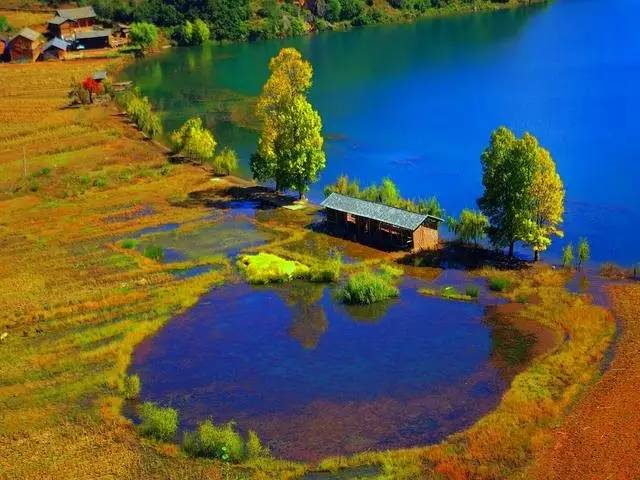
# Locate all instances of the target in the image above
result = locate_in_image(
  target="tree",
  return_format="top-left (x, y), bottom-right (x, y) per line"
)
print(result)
top-left (577, 238), bottom-right (590, 270)
top-left (478, 127), bottom-right (538, 257)
top-left (252, 48), bottom-right (325, 197)
top-left (562, 243), bottom-right (574, 269)
top-left (448, 209), bottom-right (489, 246)
top-left (527, 145), bottom-right (565, 261)
top-left (180, 20), bottom-right (194, 44)
top-left (170, 117), bottom-right (216, 163)
top-left (211, 147), bottom-right (238, 176)
top-left (192, 18), bottom-right (210, 44)
top-left (130, 22), bottom-right (159, 49)
top-left (82, 77), bottom-right (102, 104)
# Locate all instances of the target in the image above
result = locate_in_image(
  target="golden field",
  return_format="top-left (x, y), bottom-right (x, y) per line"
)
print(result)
top-left (0, 56), bottom-right (628, 480)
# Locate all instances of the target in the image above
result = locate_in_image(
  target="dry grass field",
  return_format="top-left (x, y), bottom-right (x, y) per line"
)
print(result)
top-left (0, 58), bottom-right (623, 480)
top-left (0, 9), bottom-right (52, 31)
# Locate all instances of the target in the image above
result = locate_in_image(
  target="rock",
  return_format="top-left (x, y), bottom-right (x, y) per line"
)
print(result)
top-left (1, 332), bottom-right (8, 341)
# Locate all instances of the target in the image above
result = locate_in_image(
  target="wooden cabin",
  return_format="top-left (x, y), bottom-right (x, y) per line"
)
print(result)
top-left (48, 6), bottom-right (97, 40)
top-left (9, 28), bottom-right (43, 63)
top-left (321, 193), bottom-right (442, 252)
top-left (40, 37), bottom-right (70, 61)
top-left (75, 30), bottom-right (112, 50)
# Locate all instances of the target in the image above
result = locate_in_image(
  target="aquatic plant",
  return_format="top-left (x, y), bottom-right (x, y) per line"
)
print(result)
top-left (121, 374), bottom-right (141, 400)
top-left (419, 286), bottom-right (475, 302)
top-left (309, 255), bottom-right (342, 283)
top-left (337, 271), bottom-right (399, 305)
top-left (183, 420), bottom-right (245, 462)
top-left (237, 253), bottom-right (310, 284)
top-left (120, 238), bottom-right (139, 249)
top-left (466, 285), bottom-right (480, 298)
top-left (246, 430), bottom-right (270, 459)
top-left (138, 402), bottom-right (178, 442)
top-left (489, 276), bottom-right (511, 292)
top-left (143, 245), bottom-right (164, 262)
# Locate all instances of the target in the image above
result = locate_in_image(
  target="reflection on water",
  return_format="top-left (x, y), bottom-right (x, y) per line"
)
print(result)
top-left (130, 276), bottom-right (537, 461)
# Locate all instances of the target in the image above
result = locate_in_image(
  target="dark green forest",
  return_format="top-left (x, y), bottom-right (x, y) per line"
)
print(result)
top-left (77, 0), bottom-right (529, 42)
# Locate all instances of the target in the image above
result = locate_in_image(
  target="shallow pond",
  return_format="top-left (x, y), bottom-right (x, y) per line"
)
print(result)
top-left (130, 276), bottom-right (536, 461)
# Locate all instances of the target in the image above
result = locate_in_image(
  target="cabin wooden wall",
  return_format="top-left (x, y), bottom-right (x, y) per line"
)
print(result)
top-left (412, 225), bottom-right (439, 252)
top-left (9, 37), bottom-right (41, 62)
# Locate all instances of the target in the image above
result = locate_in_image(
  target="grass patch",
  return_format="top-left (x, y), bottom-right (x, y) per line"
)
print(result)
top-left (182, 420), bottom-right (245, 462)
top-left (237, 252), bottom-right (310, 284)
top-left (337, 270), bottom-right (399, 305)
top-left (138, 402), bottom-right (178, 442)
top-left (121, 374), bottom-right (140, 400)
top-left (120, 238), bottom-right (139, 249)
top-left (143, 244), bottom-right (164, 261)
top-left (419, 285), bottom-right (476, 302)
top-left (489, 276), bottom-right (511, 292)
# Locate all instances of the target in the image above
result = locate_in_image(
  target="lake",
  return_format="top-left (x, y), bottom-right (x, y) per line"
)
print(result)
top-left (130, 276), bottom-right (534, 461)
top-left (121, 0), bottom-right (640, 264)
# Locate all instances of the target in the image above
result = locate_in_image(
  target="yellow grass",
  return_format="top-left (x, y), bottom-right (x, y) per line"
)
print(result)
top-left (0, 9), bottom-right (52, 30)
top-left (0, 57), bottom-right (617, 480)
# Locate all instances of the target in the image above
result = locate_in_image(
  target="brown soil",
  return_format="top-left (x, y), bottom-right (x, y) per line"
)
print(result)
top-left (531, 283), bottom-right (640, 480)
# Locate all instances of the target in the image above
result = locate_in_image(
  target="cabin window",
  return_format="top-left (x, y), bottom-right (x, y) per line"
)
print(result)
top-left (346, 213), bottom-right (356, 224)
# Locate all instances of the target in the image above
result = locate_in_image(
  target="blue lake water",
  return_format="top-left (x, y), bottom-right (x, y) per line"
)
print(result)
top-left (123, 0), bottom-right (640, 265)
top-left (130, 278), bottom-right (527, 461)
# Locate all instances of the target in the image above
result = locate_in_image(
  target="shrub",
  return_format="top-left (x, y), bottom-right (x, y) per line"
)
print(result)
top-left (237, 253), bottom-right (310, 284)
top-left (379, 263), bottom-right (403, 279)
top-left (562, 243), bottom-right (574, 269)
top-left (309, 256), bottom-right (342, 283)
top-left (182, 420), bottom-right (245, 462)
top-left (337, 270), bottom-right (399, 305)
top-left (138, 402), bottom-right (178, 441)
top-left (489, 277), bottom-right (511, 292)
top-left (121, 374), bottom-right (141, 399)
top-left (210, 147), bottom-right (238, 175)
top-left (246, 430), bottom-right (270, 459)
top-left (466, 285), bottom-right (479, 298)
top-left (144, 245), bottom-right (164, 261)
top-left (121, 238), bottom-right (139, 249)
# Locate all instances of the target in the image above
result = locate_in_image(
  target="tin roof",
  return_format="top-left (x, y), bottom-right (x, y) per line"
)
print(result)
top-left (56, 6), bottom-right (97, 21)
top-left (93, 70), bottom-right (107, 80)
top-left (42, 37), bottom-right (70, 52)
top-left (75, 29), bottom-right (112, 40)
top-left (48, 16), bottom-right (72, 25)
top-left (321, 193), bottom-right (442, 231)
top-left (10, 27), bottom-right (41, 43)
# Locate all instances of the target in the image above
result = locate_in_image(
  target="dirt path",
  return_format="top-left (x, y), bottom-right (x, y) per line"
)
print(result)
top-left (531, 283), bottom-right (640, 480)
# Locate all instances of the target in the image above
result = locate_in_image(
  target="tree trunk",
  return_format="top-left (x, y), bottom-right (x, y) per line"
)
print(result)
top-left (508, 241), bottom-right (515, 258)
top-left (534, 249), bottom-right (540, 262)
top-left (89, 91), bottom-right (93, 104)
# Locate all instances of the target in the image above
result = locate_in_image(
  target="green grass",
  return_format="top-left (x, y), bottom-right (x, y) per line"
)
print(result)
top-left (237, 252), bottom-right (310, 284)
top-left (466, 285), bottom-right (480, 298)
top-left (138, 402), bottom-right (178, 442)
top-left (143, 244), bottom-right (164, 261)
top-left (121, 374), bottom-right (140, 400)
top-left (419, 285), bottom-right (476, 302)
top-left (183, 420), bottom-right (246, 462)
top-left (489, 276), bottom-right (511, 292)
top-left (120, 238), bottom-right (140, 249)
top-left (337, 270), bottom-right (399, 305)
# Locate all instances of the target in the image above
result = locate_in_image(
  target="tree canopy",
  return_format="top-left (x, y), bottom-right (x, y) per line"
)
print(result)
top-left (170, 118), bottom-right (216, 163)
top-left (130, 22), bottom-right (159, 49)
top-left (478, 127), bottom-right (564, 259)
top-left (251, 48), bottom-right (326, 198)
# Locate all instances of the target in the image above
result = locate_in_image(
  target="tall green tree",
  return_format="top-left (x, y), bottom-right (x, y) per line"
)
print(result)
top-left (448, 209), bottom-right (489, 246)
top-left (577, 238), bottom-right (590, 270)
top-left (526, 145), bottom-right (565, 261)
top-left (130, 22), bottom-right (159, 49)
top-left (252, 48), bottom-right (326, 198)
top-left (170, 117), bottom-right (216, 164)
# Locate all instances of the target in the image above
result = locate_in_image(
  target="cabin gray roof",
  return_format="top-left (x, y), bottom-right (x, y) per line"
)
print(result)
top-left (75, 29), bottom-right (111, 40)
top-left (49, 15), bottom-right (72, 25)
top-left (56, 6), bottom-right (97, 20)
top-left (42, 37), bottom-right (69, 52)
top-left (93, 70), bottom-right (107, 80)
top-left (11, 28), bottom-right (41, 43)
top-left (321, 193), bottom-right (442, 231)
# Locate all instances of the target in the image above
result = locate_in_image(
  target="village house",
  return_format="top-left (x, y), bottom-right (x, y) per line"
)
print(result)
top-left (48, 6), bottom-right (97, 40)
top-left (40, 37), bottom-right (70, 61)
top-left (8, 28), bottom-right (43, 63)
top-left (75, 29), bottom-right (112, 50)
top-left (321, 193), bottom-right (443, 252)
